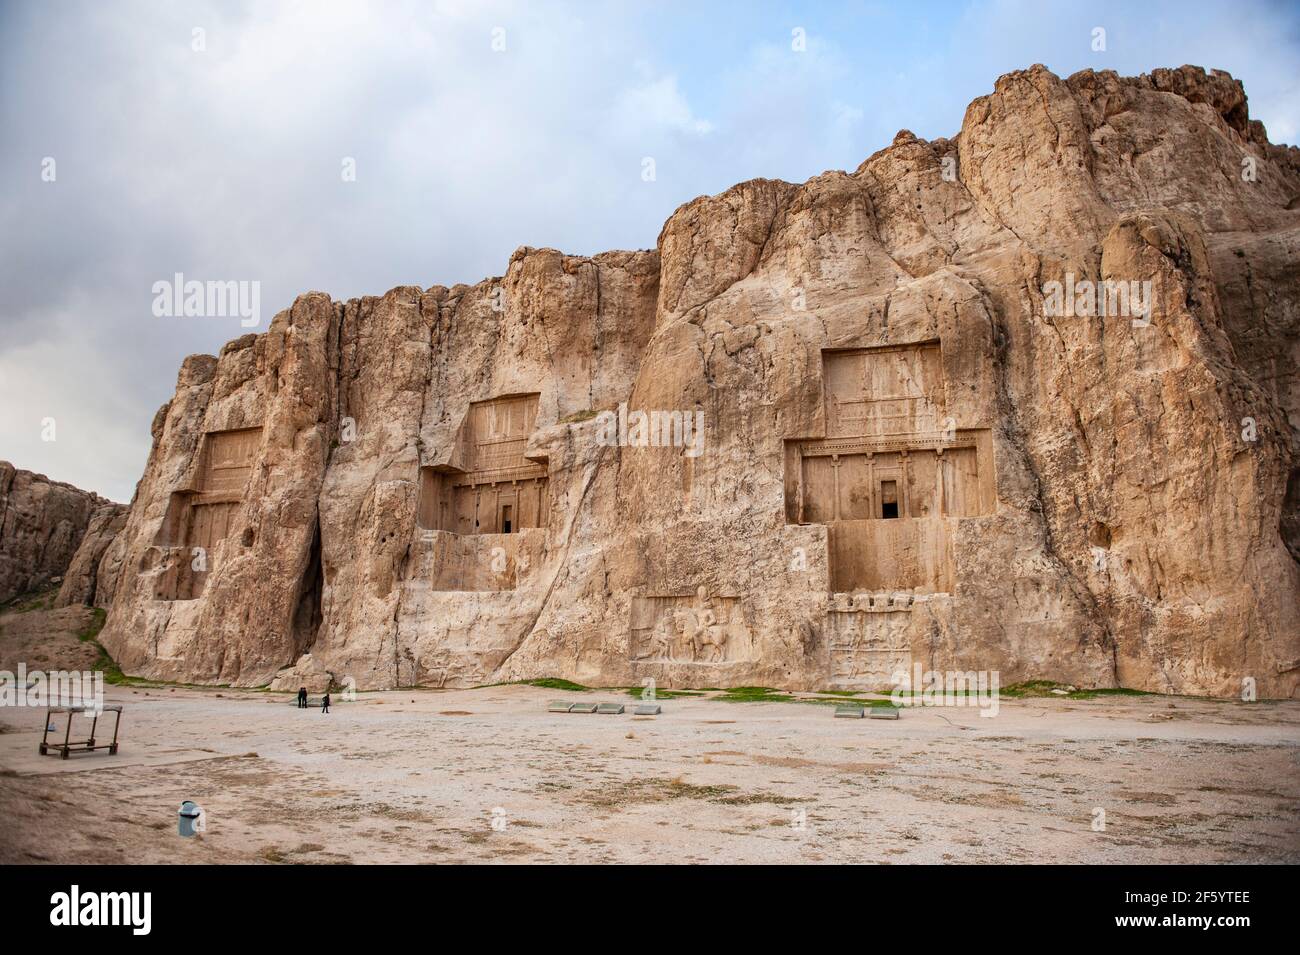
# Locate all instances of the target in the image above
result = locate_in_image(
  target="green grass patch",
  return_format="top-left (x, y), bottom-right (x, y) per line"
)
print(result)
top-left (80, 608), bottom-right (140, 685)
top-left (67, 606), bottom-right (150, 686)
top-left (0, 583), bottom-right (60, 614)
top-left (79, 621), bottom-right (227, 689)
top-left (622, 687), bottom-right (706, 700)
top-left (1001, 680), bottom-right (1153, 700)
top-left (517, 677), bottom-right (590, 692)
top-left (93, 646), bottom-right (134, 685)
top-left (477, 677), bottom-right (593, 691)
top-left (714, 686), bottom-right (796, 703)
top-left (75, 607), bottom-right (107, 642)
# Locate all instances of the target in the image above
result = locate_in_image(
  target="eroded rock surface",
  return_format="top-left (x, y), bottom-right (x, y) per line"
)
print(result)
top-left (0, 462), bottom-right (124, 605)
top-left (93, 66), bottom-right (1300, 697)
top-left (54, 501), bottom-right (129, 609)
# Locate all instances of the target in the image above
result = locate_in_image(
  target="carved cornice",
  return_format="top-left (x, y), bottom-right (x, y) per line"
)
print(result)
top-left (795, 430), bottom-right (982, 457)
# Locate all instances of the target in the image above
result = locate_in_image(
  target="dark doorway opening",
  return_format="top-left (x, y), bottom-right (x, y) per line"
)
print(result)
top-left (500, 504), bottom-right (513, 534)
top-left (880, 480), bottom-right (899, 519)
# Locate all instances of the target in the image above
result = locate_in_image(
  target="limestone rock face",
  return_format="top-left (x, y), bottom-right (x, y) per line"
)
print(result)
top-left (54, 502), bottom-right (129, 608)
top-left (93, 65), bottom-right (1300, 698)
top-left (0, 462), bottom-right (124, 605)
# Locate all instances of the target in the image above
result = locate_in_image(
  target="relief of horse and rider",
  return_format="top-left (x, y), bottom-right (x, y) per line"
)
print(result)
top-left (631, 586), bottom-right (745, 664)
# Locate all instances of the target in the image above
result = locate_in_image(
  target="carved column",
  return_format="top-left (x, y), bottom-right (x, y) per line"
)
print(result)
top-left (865, 452), bottom-right (874, 520)
top-left (900, 450), bottom-right (910, 518)
top-left (936, 447), bottom-right (946, 518)
top-left (796, 446), bottom-right (806, 524)
top-left (831, 454), bottom-right (841, 521)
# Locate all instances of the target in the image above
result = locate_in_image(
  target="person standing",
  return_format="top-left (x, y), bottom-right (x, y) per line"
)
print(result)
top-left (297, 686), bottom-right (308, 709)
top-left (321, 691), bottom-right (330, 714)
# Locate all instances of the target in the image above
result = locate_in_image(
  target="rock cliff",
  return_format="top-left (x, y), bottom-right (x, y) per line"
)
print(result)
top-left (92, 65), bottom-right (1300, 697)
top-left (0, 462), bottom-right (125, 606)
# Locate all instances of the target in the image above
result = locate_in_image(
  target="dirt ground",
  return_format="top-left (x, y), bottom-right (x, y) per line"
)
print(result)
top-left (0, 599), bottom-right (102, 674)
top-left (1, 680), bottom-right (1297, 864)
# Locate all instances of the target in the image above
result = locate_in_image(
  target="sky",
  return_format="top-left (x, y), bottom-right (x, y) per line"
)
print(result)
top-left (2, 0), bottom-right (1298, 503)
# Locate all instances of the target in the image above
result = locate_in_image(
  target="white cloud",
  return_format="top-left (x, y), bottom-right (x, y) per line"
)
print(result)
top-left (615, 74), bottom-right (715, 136)
top-left (1, 0), bottom-right (1296, 501)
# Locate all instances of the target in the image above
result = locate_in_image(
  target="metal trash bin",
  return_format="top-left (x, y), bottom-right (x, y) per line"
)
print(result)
top-left (178, 801), bottom-right (204, 837)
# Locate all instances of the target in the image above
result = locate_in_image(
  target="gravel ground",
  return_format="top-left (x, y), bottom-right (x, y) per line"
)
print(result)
top-left (1, 682), bottom-right (1297, 864)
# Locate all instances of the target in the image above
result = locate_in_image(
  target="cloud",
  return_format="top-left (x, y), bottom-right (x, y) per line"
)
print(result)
top-left (616, 74), bottom-right (715, 135)
top-left (1, 0), bottom-right (1296, 501)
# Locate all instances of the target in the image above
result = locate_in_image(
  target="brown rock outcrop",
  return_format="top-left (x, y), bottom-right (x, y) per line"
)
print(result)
top-left (92, 65), bottom-right (1300, 698)
top-left (0, 462), bottom-right (125, 605)
top-left (54, 501), bottom-right (129, 608)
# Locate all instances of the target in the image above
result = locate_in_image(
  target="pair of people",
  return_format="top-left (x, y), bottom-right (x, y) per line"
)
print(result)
top-left (297, 686), bottom-right (331, 713)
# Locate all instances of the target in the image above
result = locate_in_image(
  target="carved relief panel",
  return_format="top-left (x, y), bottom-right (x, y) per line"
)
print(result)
top-left (629, 588), bottom-right (751, 664)
top-left (826, 608), bottom-right (912, 690)
top-left (824, 342), bottom-right (945, 437)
